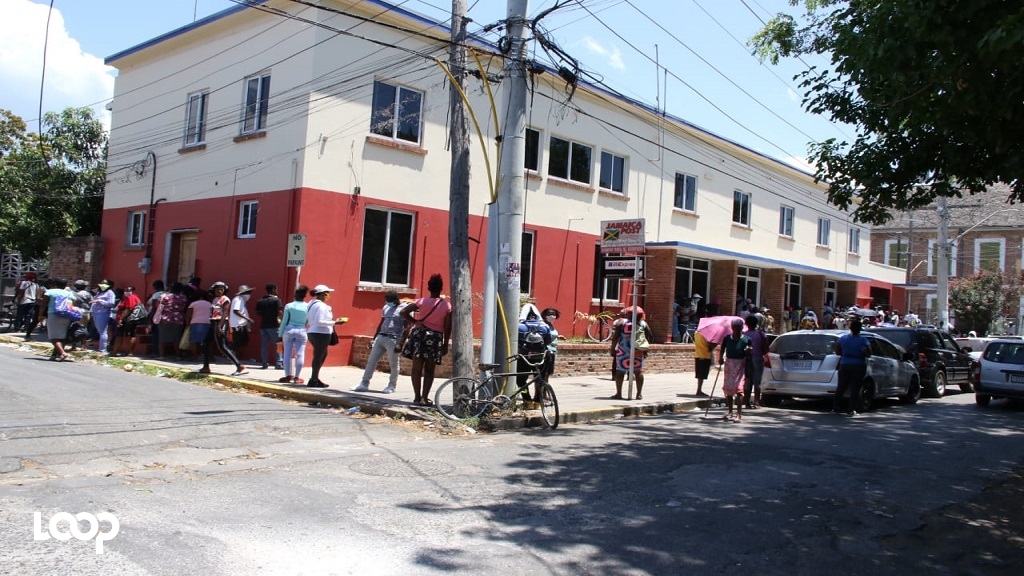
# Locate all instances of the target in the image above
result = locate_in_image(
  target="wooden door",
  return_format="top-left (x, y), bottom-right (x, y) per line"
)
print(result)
top-left (175, 232), bottom-right (198, 284)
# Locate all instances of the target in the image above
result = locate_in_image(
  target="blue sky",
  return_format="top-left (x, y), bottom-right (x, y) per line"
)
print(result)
top-left (0, 0), bottom-right (843, 171)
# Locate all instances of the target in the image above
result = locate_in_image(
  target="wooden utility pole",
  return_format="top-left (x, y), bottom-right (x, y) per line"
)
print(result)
top-left (448, 0), bottom-right (474, 379)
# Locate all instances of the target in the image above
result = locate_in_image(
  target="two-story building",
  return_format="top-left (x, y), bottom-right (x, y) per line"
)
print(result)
top-left (100, 0), bottom-right (905, 363)
top-left (870, 184), bottom-right (1024, 333)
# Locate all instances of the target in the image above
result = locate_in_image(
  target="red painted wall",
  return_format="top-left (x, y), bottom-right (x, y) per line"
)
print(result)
top-left (101, 187), bottom-right (601, 365)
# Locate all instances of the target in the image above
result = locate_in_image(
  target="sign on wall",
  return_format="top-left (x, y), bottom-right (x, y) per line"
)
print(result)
top-left (286, 233), bottom-right (307, 267)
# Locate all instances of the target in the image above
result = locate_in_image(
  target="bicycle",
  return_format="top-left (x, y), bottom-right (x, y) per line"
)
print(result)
top-left (434, 353), bottom-right (560, 428)
top-left (573, 310), bottom-right (617, 342)
top-left (680, 322), bottom-right (697, 344)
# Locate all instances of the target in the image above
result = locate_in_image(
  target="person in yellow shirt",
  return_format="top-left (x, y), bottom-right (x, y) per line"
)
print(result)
top-left (693, 330), bottom-right (716, 396)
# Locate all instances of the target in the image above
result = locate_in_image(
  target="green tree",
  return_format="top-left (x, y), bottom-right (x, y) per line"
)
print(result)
top-left (949, 270), bottom-right (1022, 336)
top-left (0, 108), bottom-right (107, 258)
top-left (750, 0), bottom-right (1024, 224)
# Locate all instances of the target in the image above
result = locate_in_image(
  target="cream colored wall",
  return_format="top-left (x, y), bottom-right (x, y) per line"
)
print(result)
top-left (104, 5), bottom-right (318, 210)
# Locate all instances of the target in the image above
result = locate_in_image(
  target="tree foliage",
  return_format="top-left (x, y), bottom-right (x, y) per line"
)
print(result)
top-left (0, 108), bottom-right (107, 258)
top-left (751, 0), bottom-right (1024, 224)
top-left (949, 270), bottom-right (1022, 336)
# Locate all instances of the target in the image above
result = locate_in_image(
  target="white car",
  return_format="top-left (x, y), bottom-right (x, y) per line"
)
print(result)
top-left (762, 330), bottom-right (922, 411)
top-left (973, 339), bottom-right (1024, 406)
top-left (957, 336), bottom-right (1023, 361)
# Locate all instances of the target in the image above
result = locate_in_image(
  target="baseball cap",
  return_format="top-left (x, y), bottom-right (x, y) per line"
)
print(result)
top-left (312, 284), bottom-right (334, 294)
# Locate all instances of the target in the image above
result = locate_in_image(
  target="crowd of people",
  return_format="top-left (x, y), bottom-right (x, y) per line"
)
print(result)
top-left (9, 273), bottom-right (359, 387)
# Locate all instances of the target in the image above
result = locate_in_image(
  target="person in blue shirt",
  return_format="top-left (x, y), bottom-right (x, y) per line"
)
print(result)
top-left (833, 318), bottom-right (871, 416)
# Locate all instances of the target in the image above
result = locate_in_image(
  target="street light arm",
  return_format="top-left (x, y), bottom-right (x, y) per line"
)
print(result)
top-left (952, 208), bottom-right (1022, 244)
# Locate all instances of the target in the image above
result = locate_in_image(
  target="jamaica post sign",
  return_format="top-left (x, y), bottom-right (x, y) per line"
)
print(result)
top-left (600, 219), bottom-right (645, 256)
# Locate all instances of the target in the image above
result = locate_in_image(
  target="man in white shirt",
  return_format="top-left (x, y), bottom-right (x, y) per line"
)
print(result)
top-left (230, 284), bottom-right (254, 349)
top-left (13, 272), bottom-right (39, 333)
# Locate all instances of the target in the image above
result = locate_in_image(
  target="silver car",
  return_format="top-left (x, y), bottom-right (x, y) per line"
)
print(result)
top-left (762, 329), bottom-right (922, 411)
top-left (973, 339), bottom-right (1024, 407)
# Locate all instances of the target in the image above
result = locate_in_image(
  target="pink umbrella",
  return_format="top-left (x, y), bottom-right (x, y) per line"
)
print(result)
top-left (696, 315), bottom-right (749, 345)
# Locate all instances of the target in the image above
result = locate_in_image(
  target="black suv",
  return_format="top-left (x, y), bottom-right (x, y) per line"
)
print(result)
top-left (866, 327), bottom-right (975, 397)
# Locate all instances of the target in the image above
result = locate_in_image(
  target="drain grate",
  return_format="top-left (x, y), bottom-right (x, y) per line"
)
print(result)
top-left (349, 457), bottom-right (455, 477)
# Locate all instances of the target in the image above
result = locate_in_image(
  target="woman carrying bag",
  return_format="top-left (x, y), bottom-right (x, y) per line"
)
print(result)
top-left (305, 284), bottom-right (347, 388)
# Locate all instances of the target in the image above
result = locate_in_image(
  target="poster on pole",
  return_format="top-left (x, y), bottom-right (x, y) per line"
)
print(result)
top-left (600, 219), bottom-right (645, 255)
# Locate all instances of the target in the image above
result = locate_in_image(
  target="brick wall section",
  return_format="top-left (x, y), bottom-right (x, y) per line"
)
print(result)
top-left (762, 268), bottom-right (785, 320)
top-left (49, 236), bottom-right (105, 284)
top-left (837, 281), bottom-right (859, 309)
top-left (803, 275), bottom-right (825, 314)
top-left (645, 247), bottom-right (677, 343)
top-left (350, 335), bottom-right (694, 378)
top-left (709, 260), bottom-right (737, 316)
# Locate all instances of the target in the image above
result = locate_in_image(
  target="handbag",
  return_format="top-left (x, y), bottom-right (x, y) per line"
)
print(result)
top-left (633, 321), bottom-right (650, 351)
top-left (126, 303), bottom-right (148, 324)
top-left (178, 327), bottom-right (191, 350)
top-left (329, 330), bottom-right (339, 346)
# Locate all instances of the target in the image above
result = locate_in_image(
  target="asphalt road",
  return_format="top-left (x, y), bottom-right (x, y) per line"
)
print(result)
top-left (1, 342), bottom-right (1023, 575)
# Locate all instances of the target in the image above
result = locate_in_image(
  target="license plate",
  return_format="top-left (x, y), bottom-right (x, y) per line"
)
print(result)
top-left (790, 361), bottom-right (812, 370)
top-left (1011, 374), bottom-right (1024, 384)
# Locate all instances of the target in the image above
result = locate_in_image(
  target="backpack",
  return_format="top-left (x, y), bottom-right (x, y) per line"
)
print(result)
top-left (519, 321), bottom-right (549, 362)
top-left (633, 321), bottom-right (650, 351)
top-left (53, 292), bottom-right (83, 321)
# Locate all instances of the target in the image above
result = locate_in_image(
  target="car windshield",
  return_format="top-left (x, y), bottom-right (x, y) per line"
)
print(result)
top-left (871, 329), bottom-right (913, 349)
top-left (983, 342), bottom-right (1024, 364)
top-left (769, 333), bottom-right (838, 358)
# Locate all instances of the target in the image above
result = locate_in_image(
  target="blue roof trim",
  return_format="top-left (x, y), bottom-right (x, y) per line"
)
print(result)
top-left (646, 240), bottom-right (872, 282)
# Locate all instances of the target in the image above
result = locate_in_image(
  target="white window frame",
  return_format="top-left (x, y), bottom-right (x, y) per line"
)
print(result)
top-left (674, 173), bottom-right (697, 212)
top-left (370, 80), bottom-right (424, 144)
top-left (237, 201), bottom-right (258, 238)
top-left (732, 190), bottom-right (751, 227)
top-left (521, 230), bottom-right (535, 295)
top-left (973, 238), bottom-right (1005, 273)
top-left (884, 238), bottom-right (908, 268)
top-left (358, 207), bottom-right (415, 286)
top-left (824, 280), bottom-right (837, 308)
top-left (848, 228), bottom-right (860, 254)
top-left (241, 73), bottom-right (271, 134)
top-left (524, 127), bottom-right (541, 173)
top-left (184, 91), bottom-right (208, 146)
top-left (785, 273), bottom-right (802, 309)
top-left (925, 294), bottom-right (937, 324)
top-left (599, 151), bottom-right (627, 194)
top-left (127, 211), bottom-right (146, 247)
top-left (548, 135), bottom-right (593, 185)
top-left (927, 239), bottom-right (958, 277)
top-left (778, 205), bottom-right (794, 237)
top-left (816, 217), bottom-right (831, 247)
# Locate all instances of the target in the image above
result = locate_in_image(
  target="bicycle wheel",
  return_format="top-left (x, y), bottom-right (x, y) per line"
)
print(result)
top-left (538, 382), bottom-right (559, 429)
top-left (587, 317), bottom-right (613, 342)
top-left (434, 377), bottom-right (490, 421)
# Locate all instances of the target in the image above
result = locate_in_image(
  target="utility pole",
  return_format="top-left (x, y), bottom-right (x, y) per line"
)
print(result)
top-left (488, 0), bottom-right (530, 369)
top-left (447, 0), bottom-right (474, 379)
top-left (936, 196), bottom-right (951, 331)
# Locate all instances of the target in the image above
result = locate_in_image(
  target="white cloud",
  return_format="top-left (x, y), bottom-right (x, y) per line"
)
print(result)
top-left (0, 0), bottom-right (115, 131)
top-left (582, 35), bottom-right (625, 71)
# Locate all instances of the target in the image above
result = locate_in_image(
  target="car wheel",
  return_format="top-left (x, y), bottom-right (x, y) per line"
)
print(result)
top-left (928, 370), bottom-right (947, 398)
top-left (858, 381), bottom-right (875, 412)
top-left (975, 393), bottom-right (991, 407)
top-left (899, 377), bottom-right (921, 404)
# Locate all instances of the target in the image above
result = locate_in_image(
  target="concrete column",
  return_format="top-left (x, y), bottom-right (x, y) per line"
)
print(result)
top-left (644, 247), bottom-right (677, 343)
top-left (709, 260), bottom-right (738, 317)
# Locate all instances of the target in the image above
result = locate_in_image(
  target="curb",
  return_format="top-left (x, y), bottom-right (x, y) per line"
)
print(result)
top-left (1, 335), bottom-right (704, 431)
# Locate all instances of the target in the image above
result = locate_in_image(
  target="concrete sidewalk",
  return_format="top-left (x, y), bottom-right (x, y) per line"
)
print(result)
top-left (3, 332), bottom-right (720, 429)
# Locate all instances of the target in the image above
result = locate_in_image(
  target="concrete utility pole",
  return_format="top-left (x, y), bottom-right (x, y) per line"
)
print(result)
top-left (935, 196), bottom-right (951, 331)
top-left (447, 0), bottom-right (474, 379)
top-left (489, 0), bottom-right (530, 368)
